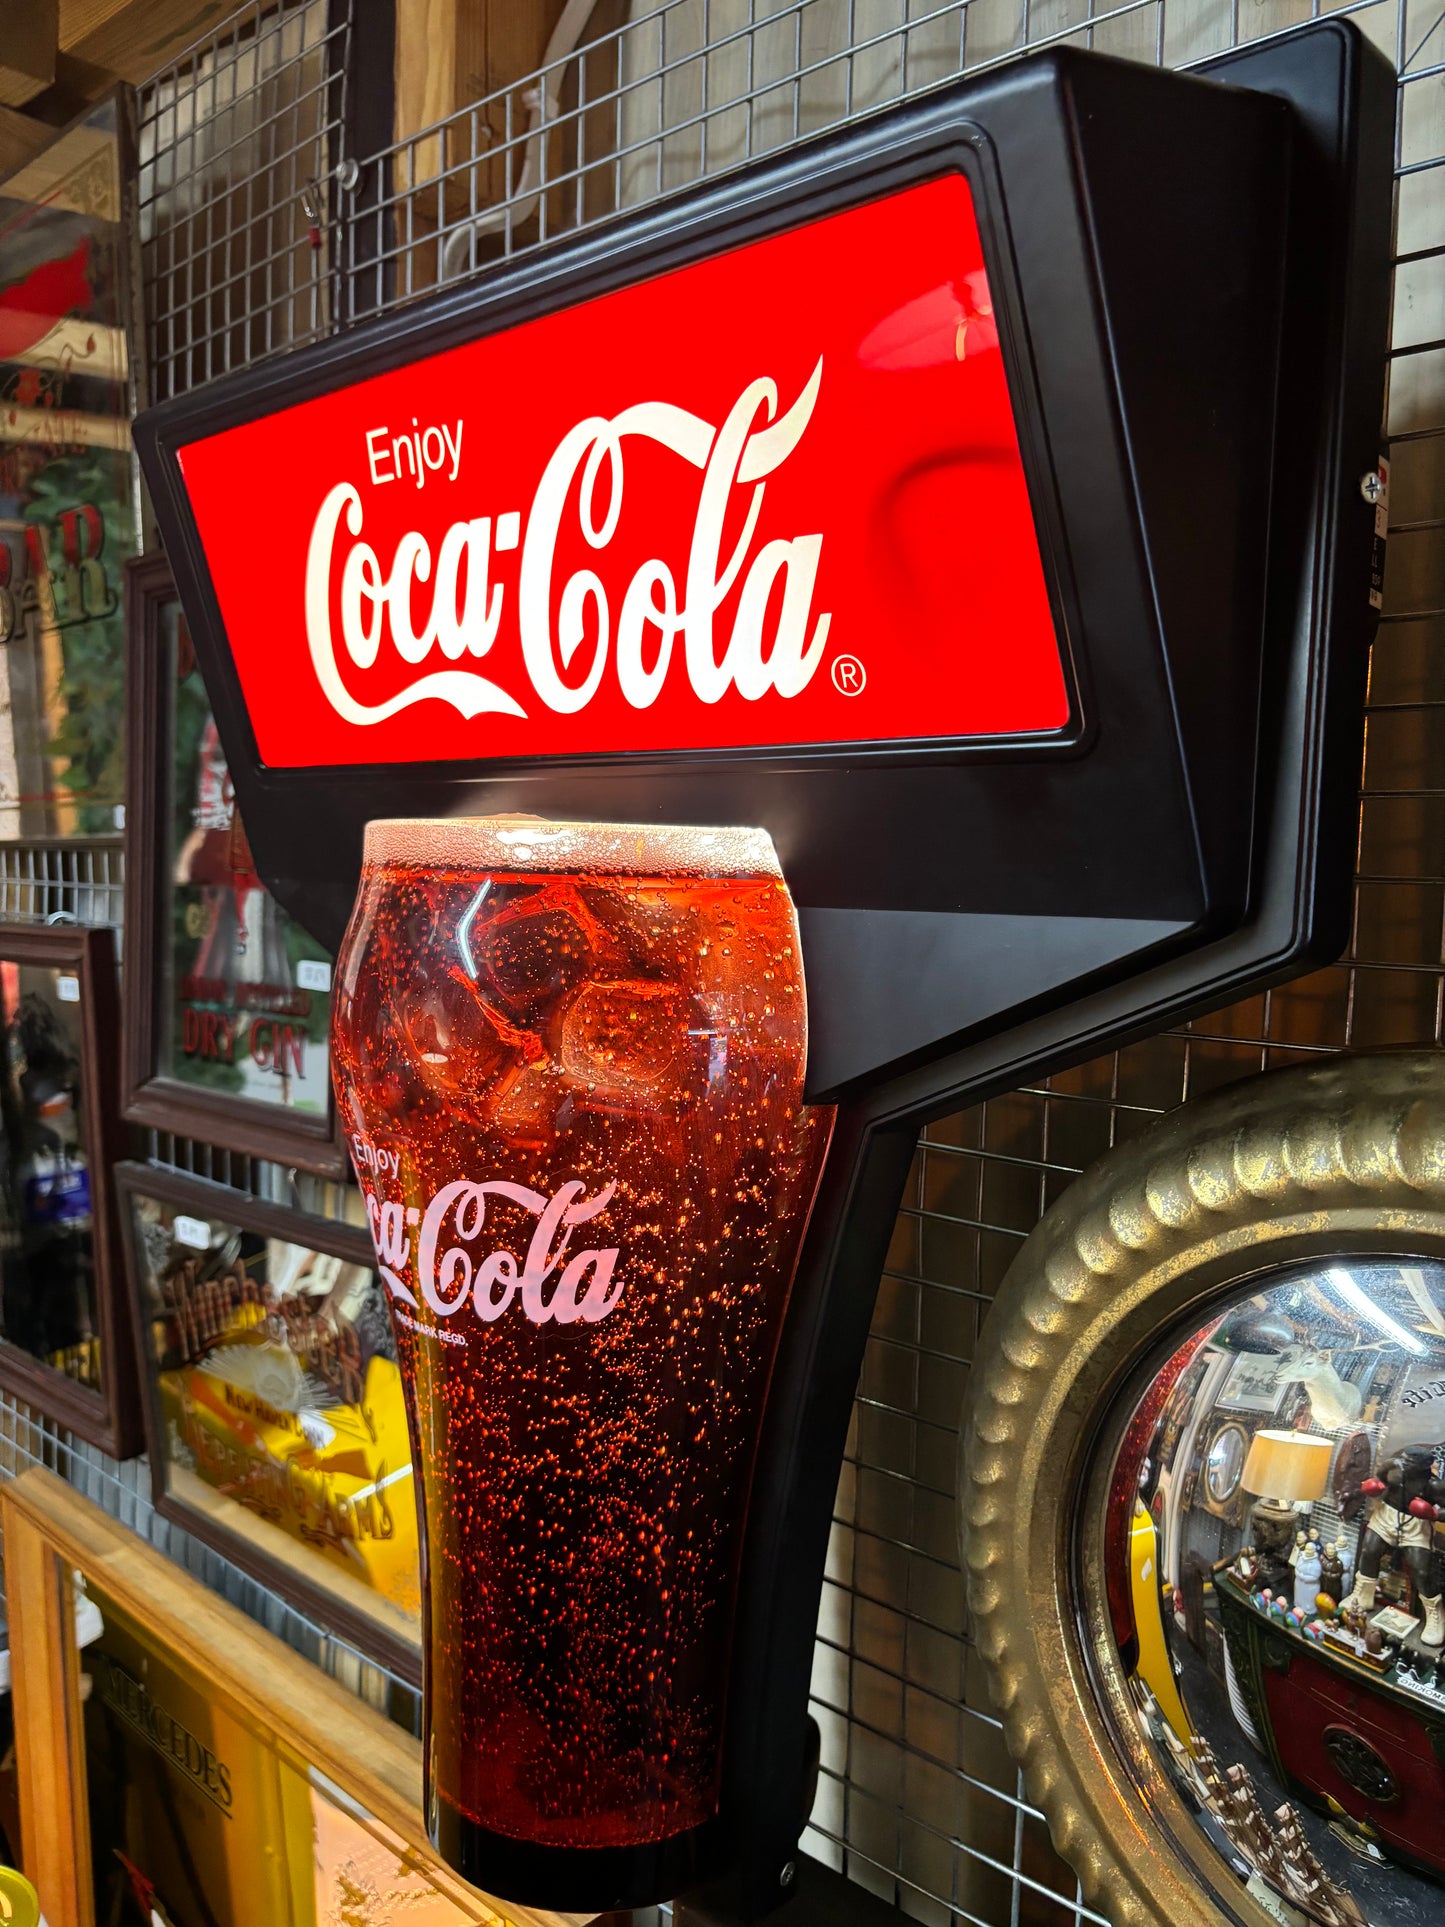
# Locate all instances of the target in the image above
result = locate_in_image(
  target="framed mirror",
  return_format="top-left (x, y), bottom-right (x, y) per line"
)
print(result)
top-left (0, 92), bottom-right (141, 843)
top-left (962, 1053), bottom-right (1445, 1927)
top-left (115, 1159), bottom-right (422, 1682)
top-left (1203, 1419), bottom-right (1250, 1512)
top-left (0, 922), bottom-right (138, 1455)
top-left (122, 553), bottom-right (346, 1175)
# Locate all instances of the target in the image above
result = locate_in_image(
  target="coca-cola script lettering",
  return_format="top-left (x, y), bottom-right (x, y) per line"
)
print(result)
top-left (178, 176), bottom-right (1070, 767)
top-left (306, 363), bottom-right (830, 727)
top-left (365, 1177), bottom-right (623, 1327)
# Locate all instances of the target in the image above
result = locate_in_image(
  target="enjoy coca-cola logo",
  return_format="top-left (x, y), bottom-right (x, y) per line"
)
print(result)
top-left (365, 1176), bottom-right (623, 1327)
top-left (306, 361), bottom-right (830, 728)
top-left (181, 178), bottom-right (1071, 769)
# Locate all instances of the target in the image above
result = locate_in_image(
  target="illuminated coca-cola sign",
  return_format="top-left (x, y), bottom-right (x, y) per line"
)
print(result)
top-left (173, 177), bottom-right (1069, 769)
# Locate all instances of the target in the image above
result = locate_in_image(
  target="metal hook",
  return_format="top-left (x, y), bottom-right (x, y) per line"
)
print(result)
top-left (301, 177), bottom-right (324, 250)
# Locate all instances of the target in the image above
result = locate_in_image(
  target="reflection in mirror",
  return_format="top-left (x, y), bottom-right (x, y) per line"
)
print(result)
top-left (0, 963), bottom-right (101, 1387)
top-left (1098, 1259), bottom-right (1445, 1927)
top-left (158, 596), bottom-right (335, 1116)
top-left (128, 1188), bottom-right (421, 1627)
top-left (1206, 1422), bottom-right (1249, 1506)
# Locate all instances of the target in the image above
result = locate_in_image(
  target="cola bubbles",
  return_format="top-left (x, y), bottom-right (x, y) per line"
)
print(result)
top-left (331, 816), bottom-right (832, 1909)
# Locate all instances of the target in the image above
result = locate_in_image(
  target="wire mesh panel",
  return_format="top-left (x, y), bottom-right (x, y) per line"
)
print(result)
top-left (811, 0), bottom-right (1440, 1910)
top-left (140, 1124), bottom-right (364, 1220)
top-left (1, 0), bottom-right (1431, 1922)
top-left (0, 837), bottom-right (125, 929)
top-left (135, 0), bottom-right (351, 403)
top-left (354, 0), bottom-right (1398, 302)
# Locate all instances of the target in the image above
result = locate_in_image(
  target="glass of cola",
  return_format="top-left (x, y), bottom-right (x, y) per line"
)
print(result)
top-left (331, 815), bottom-right (832, 1909)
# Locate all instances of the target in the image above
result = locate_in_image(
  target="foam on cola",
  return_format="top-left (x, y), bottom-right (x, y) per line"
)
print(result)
top-left (331, 815), bottom-right (832, 1899)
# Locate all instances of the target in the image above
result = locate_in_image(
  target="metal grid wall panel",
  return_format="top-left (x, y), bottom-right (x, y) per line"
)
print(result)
top-left (0, 1), bottom-right (1429, 1924)
top-left (817, 2), bottom-right (1440, 1914)
top-left (136, 0), bottom-right (350, 402)
top-left (0, 838), bottom-right (124, 929)
top-left (358, 0), bottom-right (1397, 303)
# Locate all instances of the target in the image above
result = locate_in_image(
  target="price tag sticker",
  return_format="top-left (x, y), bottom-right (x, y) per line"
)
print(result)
top-left (175, 1214), bottom-right (212, 1251)
top-left (297, 958), bottom-right (332, 993)
top-left (56, 975), bottom-right (80, 1003)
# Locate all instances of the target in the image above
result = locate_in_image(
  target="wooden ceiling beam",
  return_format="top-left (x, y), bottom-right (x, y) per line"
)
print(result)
top-left (0, 0), bottom-right (59, 109)
top-left (0, 104), bottom-right (56, 180)
top-left (58, 0), bottom-right (243, 89)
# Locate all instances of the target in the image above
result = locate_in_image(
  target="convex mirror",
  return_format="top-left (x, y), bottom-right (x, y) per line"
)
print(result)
top-left (963, 1055), bottom-right (1445, 1927)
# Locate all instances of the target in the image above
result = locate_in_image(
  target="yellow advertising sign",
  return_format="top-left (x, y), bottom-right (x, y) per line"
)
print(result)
top-left (0, 1867), bottom-right (40, 1927)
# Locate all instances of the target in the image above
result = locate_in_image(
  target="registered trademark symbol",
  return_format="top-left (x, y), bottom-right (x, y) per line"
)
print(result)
top-left (831, 654), bottom-right (866, 695)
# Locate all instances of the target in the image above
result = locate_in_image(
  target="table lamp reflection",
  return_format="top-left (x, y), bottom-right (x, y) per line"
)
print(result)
top-left (1242, 1429), bottom-right (1332, 1593)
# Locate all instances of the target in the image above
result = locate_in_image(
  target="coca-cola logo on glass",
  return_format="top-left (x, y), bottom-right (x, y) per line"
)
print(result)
top-left (177, 175), bottom-right (1067, 768)
top-left (364, 1167), bottom-right (624, 1333)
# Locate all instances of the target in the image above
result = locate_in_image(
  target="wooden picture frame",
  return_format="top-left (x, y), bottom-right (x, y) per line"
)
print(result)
top-left (0, 1466), bottom-right (580, 1927)
top-left (1213, 1350), bottom-right (1290, 1415)
top-left (115, 1157), bottom-right (422, 1684)
top-left (0, 922), bottom-right (139, 1456)
top-left (122, 552), bottom-right (348, 1176)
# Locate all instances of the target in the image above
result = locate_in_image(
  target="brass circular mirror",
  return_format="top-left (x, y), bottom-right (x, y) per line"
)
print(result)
top-left (961, 1054), bottom-right (1445, 1927)
top-left (1205, 1421), bottom-right (1250, 1507)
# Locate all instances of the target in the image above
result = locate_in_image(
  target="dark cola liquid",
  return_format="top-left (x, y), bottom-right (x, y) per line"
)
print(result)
top-left (331, 822), bottom-right (831, 1905)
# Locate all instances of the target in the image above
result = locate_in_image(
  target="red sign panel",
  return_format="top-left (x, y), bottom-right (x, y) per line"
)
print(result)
top-left (177, 175), bottom-right (1067, 769)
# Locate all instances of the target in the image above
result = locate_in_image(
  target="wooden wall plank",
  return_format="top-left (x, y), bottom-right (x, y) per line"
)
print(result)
top-left (0, 107), bottom-right (54, 188)
top-left (4, 1501), bottom-right (90, 1927)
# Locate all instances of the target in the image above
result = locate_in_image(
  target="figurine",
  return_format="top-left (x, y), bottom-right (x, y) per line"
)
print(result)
top-left (1340, 1445), bottom-right (1445, 1646)
top-left (1198, 1746), bottom-right (1368, 1927)
top-left (1319, 1540), bottom-right (1345, 1603)
top-left (1293, 1538), bottom-right (1322, 1614)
